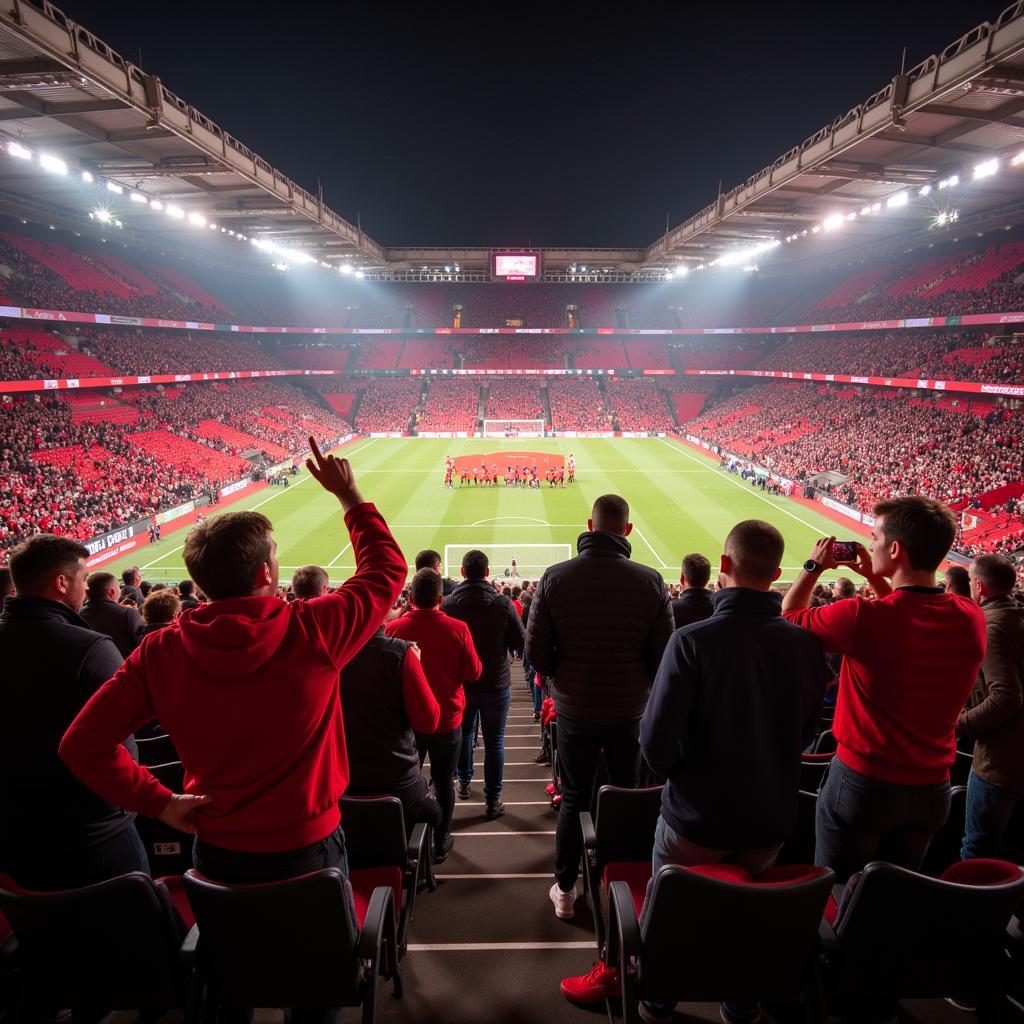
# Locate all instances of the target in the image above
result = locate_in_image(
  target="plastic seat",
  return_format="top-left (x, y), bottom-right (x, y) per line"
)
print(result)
top-left (608, 862), bottom-right (834, 1023)
top-left (182, 866), bottom-right (398, 1024)
top-left (812, 728), bottom-right (836, 755)
top-left (134, 761), bottom-right (194, 877)
top-left (0, 871), bottom-right (193, 1019)
top-left (821, 858), bottom-right (1024, 1021)
top-left (135, 732), bottom-right (178, 767)
top-left (579, 784), bottom-right (663, 958)
top-left (339, 794), bottom-right (433, 956)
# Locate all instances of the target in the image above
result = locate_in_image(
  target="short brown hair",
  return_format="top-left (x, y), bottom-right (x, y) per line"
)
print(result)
top-left (86, 571), bottom-right (118, 603)
top-left (972, 554), bottom-right (1017, 596)
top-left (873, 496), bottom-right (956, 573)
top-left (410, 567), bottom-right (443, 608)
top-left (592, 494), bottom-right (629, 533)
top-left (142, 589), bottom-right (180, 625)
top-left (681, 553), bottom-right (711, 588)
top-left (9, 534), bottom-right (88, 595)
top-left (291, 564), bottom-right (329, 600)
top-left (723, 520), bottom-right (785, 585)
top-left (183, 511), bottom-right (273, 600)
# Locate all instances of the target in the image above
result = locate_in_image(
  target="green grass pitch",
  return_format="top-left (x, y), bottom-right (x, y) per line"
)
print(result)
top-left (107, 436), bottom-right (863, 588)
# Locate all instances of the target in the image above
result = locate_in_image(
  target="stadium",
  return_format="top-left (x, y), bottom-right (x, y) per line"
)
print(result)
top-left (1, 2), bottom-right (1024, 1023)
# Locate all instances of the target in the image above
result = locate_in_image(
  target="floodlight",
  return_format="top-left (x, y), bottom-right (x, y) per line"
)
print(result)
top-left (918, 184), bottom-right (931, 196)
top-left (1011, 151), bottom-right (1024, 167)
top-left (580, 265), bottom-right (587, 272)
top-left (860, 205), bottom-right (872, 215)
top-left (6, 141), bottom-right (31, 160)
top-left (812, 225), bottom-right (820, 233)
top-left (355, 270), bottom-right (365, 279)
top-left (938, 175), bottom-right (959, 190)
top-left (187, 212), bottom-right (206, 227)
top-left (150, 200), bottom-right (164, 211)
top-left (106, 181), bottom-right (123, 194)
top-left (886, 191), bottom-right (908, 209)
top-left (39, 153), bottom-right (67, 175)
top-left (166, 205), bottom-right (185, 219)
top-left (129, 192), bottom-right (148, 204)
top-left (871, 202), bottom-right (881, 212)
top-left (974, 159), bottom-right (998, 180)
top-left (209, 222), bottom-right (217, 229)
top-left (846, 212), bottom-right (857, 221)
top-left (81, 170), bottom-right (94, 183)
top-left (340, 264), bottom-right (353, 275)
top-left (94, 208), bottom-right (111, 223)
top-left (823, 213), bottom-right (844, 231)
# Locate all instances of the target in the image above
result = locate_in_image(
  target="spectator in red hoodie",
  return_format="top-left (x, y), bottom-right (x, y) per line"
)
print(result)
top-left (385, 568), bottom-right (483, 862)
top-left (782, 496), bottom-right (986, 880)
top-left (59, 437), bottom-right (407, 894)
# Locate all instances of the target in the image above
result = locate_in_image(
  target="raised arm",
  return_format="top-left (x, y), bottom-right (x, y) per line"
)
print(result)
top-left (303, 437), bottom-right (408, 668)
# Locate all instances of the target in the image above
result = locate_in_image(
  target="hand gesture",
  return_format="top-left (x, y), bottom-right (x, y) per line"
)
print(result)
top-left (158, 792), bottom-right (213, 835)
top-left (850, 542), bottom-right (874, 580)
top-left (809, 536), bottom-right (839, 572)
top-left (306, 436), bottom-right (364, 511)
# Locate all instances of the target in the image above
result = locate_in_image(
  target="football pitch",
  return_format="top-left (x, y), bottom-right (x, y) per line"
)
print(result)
top-left (107, 436), bottom-right (862, 588)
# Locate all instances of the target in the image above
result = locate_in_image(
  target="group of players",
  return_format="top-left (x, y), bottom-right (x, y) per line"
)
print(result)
top-left (443, 453), bottom-right (576, 489)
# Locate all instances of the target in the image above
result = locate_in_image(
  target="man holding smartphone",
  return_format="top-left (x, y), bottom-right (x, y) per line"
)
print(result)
top-left (782, 496), bottom-right (986, 881)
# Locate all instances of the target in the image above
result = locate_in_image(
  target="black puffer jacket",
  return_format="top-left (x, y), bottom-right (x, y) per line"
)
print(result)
top-left (442, 580), bottom-right (525, 693)
top-left (525, 530), bottom-right (674, 723)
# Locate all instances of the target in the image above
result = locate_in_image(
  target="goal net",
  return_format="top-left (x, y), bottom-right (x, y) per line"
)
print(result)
top-left (482, 419), bottom-right (546, 438)
top-left (444, 543), bottom-right (572, 581)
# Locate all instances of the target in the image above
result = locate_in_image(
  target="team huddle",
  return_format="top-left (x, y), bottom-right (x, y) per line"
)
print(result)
top-left (443, 454), bottom-right (576, 489)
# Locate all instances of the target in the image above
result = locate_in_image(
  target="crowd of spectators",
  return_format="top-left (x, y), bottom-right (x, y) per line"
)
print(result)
top-left (415, 378), bottom-right (481, 432)
top-left (484, 378), bottom-right (544, 421)
top-left (353, 378), bottom-right (423, 433)
top-left (688, 384), bottom-right (1023, 516)
top-left (604, 378), bottom-right (675, 431)
top-left (546, 376), bottom-right (608, 431)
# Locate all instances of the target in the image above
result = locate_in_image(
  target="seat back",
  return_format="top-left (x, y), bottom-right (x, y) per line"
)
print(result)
top-left (919, 785), bottom-right (967, 876)
top-left (799, 753), bottom-right (832, 792)
top-left (134, 761), bottom-right (193, 876)
top-left (812, 728), bottom-right (836, 755)
top-left (0, 872), bottom-right (185, 1009)
top-left (639, 864), bottom-right (834, 1003)
top-left (833, 860), bottom-right (1024, 999)
top-left (594, 785), bottom-right (663, 874)
top-left (135, 732), bottom-right (178, 766)
top-left (183, 868), bottom-right (362, 1007)
top-left (340, 795), bottom-right (409, 869)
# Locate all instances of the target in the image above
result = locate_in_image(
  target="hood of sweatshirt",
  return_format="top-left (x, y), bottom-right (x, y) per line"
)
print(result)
top-left (175, 595), bottom-right (293, 679)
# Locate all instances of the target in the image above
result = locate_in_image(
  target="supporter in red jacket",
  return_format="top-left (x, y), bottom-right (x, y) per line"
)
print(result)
top-left (782, 496), bottom-right (986, 881)
top-left (386, 568), bottom-right (482, 862)
top-left (59, 437), bottom-right (407, 890)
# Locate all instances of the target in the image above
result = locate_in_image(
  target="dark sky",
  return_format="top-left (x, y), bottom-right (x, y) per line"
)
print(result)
top-left (64, 1), bottom-right (987, 247)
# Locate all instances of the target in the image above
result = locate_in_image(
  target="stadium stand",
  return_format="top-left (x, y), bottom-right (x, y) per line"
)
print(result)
top-left (415, 378), bottom-right (481, 433)
top-left (484, 377), bottom-right (545, 422)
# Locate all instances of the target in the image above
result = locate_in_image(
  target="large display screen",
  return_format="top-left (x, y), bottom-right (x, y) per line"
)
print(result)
top-left (493, 252), bottom-right (539, 280)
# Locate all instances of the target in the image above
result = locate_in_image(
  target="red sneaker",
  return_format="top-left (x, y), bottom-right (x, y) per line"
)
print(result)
top-left (560, 961), bottom-right (621, 1005)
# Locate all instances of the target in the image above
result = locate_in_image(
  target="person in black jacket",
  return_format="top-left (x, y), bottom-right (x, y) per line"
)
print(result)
top-left (671, 553), bottom-right (715, 629)
top-left (120, 566), bottom-right (144, 609)
top-left (80, 571), bottom-right (144, 658)
top-left (525, 494), bottom-right (674, 920)
top-left (0, 535), bottom-right (147, 890)
top-left (561, 520), bottom-right (827, 1015)
top-left (443, 550), bottom-right (526, 819)
top-left (178, 579), bottom-right (201, 611)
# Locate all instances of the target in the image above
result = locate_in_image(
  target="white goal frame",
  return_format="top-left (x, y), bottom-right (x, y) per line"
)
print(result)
top-left (444, 543), bottom-right (572, 580)
top-left (482, 419), bottom-right (546, 438)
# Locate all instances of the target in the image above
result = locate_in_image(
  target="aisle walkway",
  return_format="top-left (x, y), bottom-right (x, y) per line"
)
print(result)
top-left (378, 684), bottom-right (603, 1024)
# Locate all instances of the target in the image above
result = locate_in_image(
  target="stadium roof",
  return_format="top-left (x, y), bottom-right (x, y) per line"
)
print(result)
top-left (1, 1), bottom-right (1024, 279)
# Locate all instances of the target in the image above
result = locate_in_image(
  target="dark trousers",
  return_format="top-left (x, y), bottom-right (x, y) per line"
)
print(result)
top-left (194, 824), bottom-right (354, 1024)
top-left (815, 756), bottom-right (951, 882)
top-left (962, 769), bottom-right (1022, 860)
top-left (3, 820), bottom-right (149, 891)
top-left (457, 688), bottom-right (511, 801)
top-left (554, 715), bottom-right (641, 891)
top-left (394, 774), bottom-right (443, 834)
top-left (417, 727), bottom-right (462, 844)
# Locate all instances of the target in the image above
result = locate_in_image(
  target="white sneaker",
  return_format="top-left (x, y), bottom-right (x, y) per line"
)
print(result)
top-left (549, 882), bottom-right (576, 919)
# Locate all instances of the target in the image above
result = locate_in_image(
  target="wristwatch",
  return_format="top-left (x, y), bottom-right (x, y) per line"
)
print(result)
top-left (803, 559), bottom-right (823, 574)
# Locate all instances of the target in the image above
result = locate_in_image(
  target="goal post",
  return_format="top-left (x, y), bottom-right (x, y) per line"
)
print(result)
top-left (482, 419), bottom-right (546, 438)
top-left (444, 543), bottom-right (572, 581)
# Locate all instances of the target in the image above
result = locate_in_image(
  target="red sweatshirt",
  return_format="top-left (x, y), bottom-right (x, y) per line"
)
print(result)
top-left (784, 587), bottom-right (986, 784)
top-left (59, 502), bottom-right (407, 853)
top-left (385, 607), bottom-right (482, 731)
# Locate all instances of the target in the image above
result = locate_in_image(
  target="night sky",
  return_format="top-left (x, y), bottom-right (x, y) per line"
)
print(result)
top-left (65, 1), bottom-right (988, 248)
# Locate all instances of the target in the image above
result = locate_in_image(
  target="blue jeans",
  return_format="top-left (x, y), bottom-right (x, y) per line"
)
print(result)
top-left (815, 756), bottom-right (951, 882)
top-left (457, 688), bottom-right (511, 801)
top-left (962, 769), bottom-right (1021, 860)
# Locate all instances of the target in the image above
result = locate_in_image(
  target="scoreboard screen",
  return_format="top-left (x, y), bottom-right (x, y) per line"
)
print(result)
top-left (493, 252), bottom-right (539, 281)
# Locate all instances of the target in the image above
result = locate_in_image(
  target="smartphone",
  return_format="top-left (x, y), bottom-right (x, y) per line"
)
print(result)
top-left (831, 541), bottom-right (859, 564)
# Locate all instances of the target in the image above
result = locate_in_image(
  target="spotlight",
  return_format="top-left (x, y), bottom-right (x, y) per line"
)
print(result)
top-left (81, 170), bottom-right (94, 183)
top-left (974, 159), bottom-right (998, 180)
top-left (6, 141), bottom-right (31, 160)
top-left (129, 192), bottom-right (148, 204)
top-left (106, 181), bottom-right (123, 194)
top-left (150, 200), bottom-right (164, 211)
top-left (823, 213), bottom-right (844, 231)
top-left (94, 208), bottom-right (111, 223)
top-left (39, 153), bottom-right (67, 175)
top-left (187, 212), bottom-right (206, 227)
top-left (938, 175), bottom-right (959, 190)
top-left (165, 205), bottom-right (185, 219)
top-left (918, 184), bottom-right (932, 196)
top-left (886, 191), bottom-right (909, 208)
